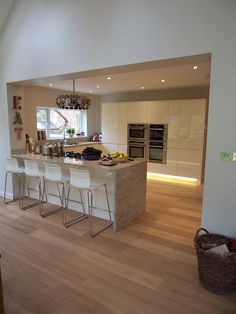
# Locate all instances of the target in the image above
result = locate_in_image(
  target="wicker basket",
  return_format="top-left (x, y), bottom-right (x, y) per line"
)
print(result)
top-left (194, 228), bottom-right (236, 295)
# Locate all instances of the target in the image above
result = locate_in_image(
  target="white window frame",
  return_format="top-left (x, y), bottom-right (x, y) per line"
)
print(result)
top-left (36, 107), bottom-right (87, 140)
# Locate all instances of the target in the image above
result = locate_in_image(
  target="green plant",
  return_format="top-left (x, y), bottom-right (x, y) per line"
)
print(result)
top-left (66, 128), bottom-right (75, 135)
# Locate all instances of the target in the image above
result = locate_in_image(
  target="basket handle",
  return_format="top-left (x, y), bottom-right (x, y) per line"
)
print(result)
top-left (194, 228), bottom-right (209, 242)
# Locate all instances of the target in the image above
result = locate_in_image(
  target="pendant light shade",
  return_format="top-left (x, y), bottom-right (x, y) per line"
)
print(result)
top-left (56, 79), bottom-right (90, 110)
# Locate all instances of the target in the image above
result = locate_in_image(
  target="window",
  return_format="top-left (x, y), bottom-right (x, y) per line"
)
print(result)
top-left (36, 107), bottom-right (86, 139)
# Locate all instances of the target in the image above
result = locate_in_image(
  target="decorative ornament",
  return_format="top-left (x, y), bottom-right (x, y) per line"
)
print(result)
top-left (13, 111), bottom-right (23, 125)
top-left (14, 127), bottom-right (24, 140)
top-left (13, 110), bottom-right (23, 140)
top-left (13, 96), bottom-right (22, 109)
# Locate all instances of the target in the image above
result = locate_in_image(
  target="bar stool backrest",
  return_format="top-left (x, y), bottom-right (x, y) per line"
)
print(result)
top-left (6, 158), bottom-right (21, 173)
top-left (70, 168), bottom-right (90, 189)
top-left (44, 163), bottom-right (63, 182)
top-left (23, 159), bottom-right (40, 176)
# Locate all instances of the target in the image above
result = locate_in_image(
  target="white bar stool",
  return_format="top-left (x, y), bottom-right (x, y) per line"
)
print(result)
top-left (41, 163), bottom-right (69, 218)
top-left (4, 158), bottom-right (25, 207)
top-left (64, 168), bottom-right (113, 237)
top-left (21, 159), bottom-right (45, 210)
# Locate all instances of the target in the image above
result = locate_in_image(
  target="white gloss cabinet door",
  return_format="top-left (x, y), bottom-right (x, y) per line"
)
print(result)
top-left (127, 101), bottom-right (148, 123)
top-left (102, 143), bottom-right (119, 154)
top-left (168, 101), bottom-right (180, 149)
top-left (165, 149), bottom-right (178, 176)
top-left (118, 102), bottom-right (128, 144)
top-left (118, 144), bottom-right (128, 154)
top-left (146, 101), bottom-right (168, 124)
top-left (178, 99), bottom-right (206, 150)
top-left (101, 103), bottom-right (118, 144)
top-left (177, 149), bottom-right (203, 181)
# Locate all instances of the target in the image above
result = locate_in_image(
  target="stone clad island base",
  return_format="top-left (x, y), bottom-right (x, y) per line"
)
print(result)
top-left (12, 154), bottom-right (147, 232)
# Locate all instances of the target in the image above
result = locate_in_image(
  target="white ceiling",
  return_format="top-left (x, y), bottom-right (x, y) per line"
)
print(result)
top-left (0, 0), bottom-right (14, 34)
top-left (45, 62), bottom-right (210, 95)
top-left (25, 55), bottom-right (211, 95)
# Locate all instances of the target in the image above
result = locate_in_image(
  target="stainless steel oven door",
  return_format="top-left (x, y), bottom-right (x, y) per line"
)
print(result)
top-left (149, 124), bottom-right (168, 141)
top-left (149, 141), bottom-right (167, 163)
top-left (128, 141), bottom-right (148, 159)
top-left (128, 124), bottom-right (149, 141)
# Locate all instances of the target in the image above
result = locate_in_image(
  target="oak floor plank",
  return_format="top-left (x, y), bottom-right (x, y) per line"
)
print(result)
top-left (0, 179), bottom-right (235, 314)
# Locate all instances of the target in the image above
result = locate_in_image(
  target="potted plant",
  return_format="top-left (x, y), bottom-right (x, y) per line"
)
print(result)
top-left (66, 128), bottom-right (75, 138)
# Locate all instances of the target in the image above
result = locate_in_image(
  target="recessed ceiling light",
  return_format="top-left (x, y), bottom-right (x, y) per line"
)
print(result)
top-left (49, 83), bottom-right (53, 87)
top-left (193, 65), bottom-right (198, 70)
top-left (107, 76), bottom-right (111, 80)
top-left (89, 90), bottom-right (93, 94)
top-left (96, 85), bottom-right (100, 88)
top-left (140, 86), bottom-right (145, 90)
top-left (161, 79), bottom-right (165, 83)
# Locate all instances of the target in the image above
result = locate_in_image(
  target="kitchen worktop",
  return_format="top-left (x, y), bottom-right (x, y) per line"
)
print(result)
top-left (13, 153), bottom-right (144, 171)
top-left (13, 153), bottom-right (147, 231)
top-left (63, 141), bottom-right (101, 147)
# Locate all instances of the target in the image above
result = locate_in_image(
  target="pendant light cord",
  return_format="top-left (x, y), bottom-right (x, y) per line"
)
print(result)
top-left (73, 79), bottom-right (75, 94)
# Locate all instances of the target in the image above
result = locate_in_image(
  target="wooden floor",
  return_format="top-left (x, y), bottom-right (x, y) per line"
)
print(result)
top-left (0, 179), bottom-right (235, 314)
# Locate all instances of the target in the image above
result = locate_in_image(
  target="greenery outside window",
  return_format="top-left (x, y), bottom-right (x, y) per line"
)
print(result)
top-left (36, 107), bottom-right (86, 139)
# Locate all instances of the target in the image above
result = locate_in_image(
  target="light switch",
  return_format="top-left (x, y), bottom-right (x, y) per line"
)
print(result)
top-left (220, 152), bottom-right (232, 161)
top-left (232, 152), bottom-right (236, 161)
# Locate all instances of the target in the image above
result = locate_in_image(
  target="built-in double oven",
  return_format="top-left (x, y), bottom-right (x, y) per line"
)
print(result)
top-left (148, 124), bottom-right (167, 163)
top-left (128, 140), bottom-right (148, 159)
top-left (128, 124), bottom-right (149, 160)
top-left (128, 123), bottom-right (149, 141)
top-left (128, 123), bottom-right (168, 163)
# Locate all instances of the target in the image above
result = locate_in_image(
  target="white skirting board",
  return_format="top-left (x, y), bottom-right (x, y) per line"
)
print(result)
top-left (0, 191), bottom-right (13, 200)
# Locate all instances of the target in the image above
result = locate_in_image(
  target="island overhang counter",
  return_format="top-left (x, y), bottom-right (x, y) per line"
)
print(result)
top-left (12, 153), bottom-right (147, 232)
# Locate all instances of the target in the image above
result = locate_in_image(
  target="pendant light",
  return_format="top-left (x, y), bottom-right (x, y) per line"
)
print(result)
top-left (56, 79), bottom-right (90, 110)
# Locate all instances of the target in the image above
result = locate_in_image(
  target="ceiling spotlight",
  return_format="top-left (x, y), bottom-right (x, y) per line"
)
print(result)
top-left (107, 76), bottom-right (111, 80)
top-left (89, 90), bottom-right (93, 94)
top-left (161, 79), bottom-right (165, 83)
top-left (49, 83), bottom-right (53, 87)
top-left (193, 65), bottom-right (198, 70)
top-left (140, 86), bottom-right (145, 90)
top-left (96, 85), bottom-right (100, 88)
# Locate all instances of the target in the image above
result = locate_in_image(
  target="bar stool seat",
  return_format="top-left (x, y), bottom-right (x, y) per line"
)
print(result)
top-left (4, 157), bottom-right (25, 207)
top-left (64, 167), bottom-right (113, 237)
top-left (21, 159), bottom-right (44, 210)
top-left (41, 163), bottom-right (69, 218)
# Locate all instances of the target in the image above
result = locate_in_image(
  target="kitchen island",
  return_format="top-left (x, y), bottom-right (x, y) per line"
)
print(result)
top-left (12, 153), bottom-right (147, 231)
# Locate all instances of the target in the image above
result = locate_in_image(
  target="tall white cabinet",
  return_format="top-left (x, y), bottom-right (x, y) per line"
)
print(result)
top-left (101, 102), bottom-right (128, 154)
top-left (101, 99), bottom-right (207, 182)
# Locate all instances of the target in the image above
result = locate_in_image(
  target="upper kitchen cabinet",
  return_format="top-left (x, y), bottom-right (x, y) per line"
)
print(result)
top-left (178, 99), bottom-right (206, 150)
top-left (127, 101), bottom-right (148, 123)
top-left (101, 103), bottom-right (118, 144)
top-left (146, 101), bottom-right (168, 124)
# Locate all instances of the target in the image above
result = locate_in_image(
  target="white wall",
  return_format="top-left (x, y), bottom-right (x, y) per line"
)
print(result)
top-left (0, 0), bottom-right (236, 236)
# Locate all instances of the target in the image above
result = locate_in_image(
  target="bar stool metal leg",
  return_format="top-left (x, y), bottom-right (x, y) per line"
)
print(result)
top-left (40, 179), bottom-right (66, 218)
top-left (20, 176), bottom-right (43, 210)
top-left (63, 187), bottom-right (88, 227)
top-left (4, 171), bottom-right (23, 208)
top-left (88, 184), bottom-right (113, 237)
